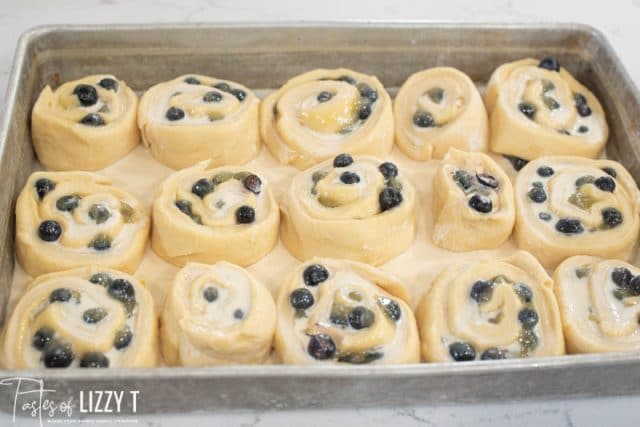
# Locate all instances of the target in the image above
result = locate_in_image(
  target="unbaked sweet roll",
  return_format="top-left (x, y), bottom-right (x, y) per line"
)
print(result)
top-left (152, 161), bottom-right (279, 267)
top-left (16, 171), bottom-right (149, 277)
top-left (485, 57), bottom-right (608, 160)
top-left (416, 251), bottom-right (564, 362)
top-left (394, 67), bottom-right (489, 160)
top-left (432, 148), bottom-right (515, 251)
top-left (514, 156), bottom-right (640, 269)
top-left (1, 266), bottom-right (158, 369)
top-left (138, 75), bottom-right (260, 169)
top-left (275, 258), bottom-right (420, 365)
top-left (31, 74), bottom-right (139, 171)
top-left (260, 68), bottom-right (394, 169)
top-left (280, 153), bottom-right (416, 265)
top-left (161, 261), bottom-right (276, 366)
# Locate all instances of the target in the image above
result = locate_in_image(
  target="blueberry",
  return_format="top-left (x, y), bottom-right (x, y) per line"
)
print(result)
top-left (514, 283), bottom-right (533, 303)
top-left (89, 234), bottom-right (111, 251)
top-left (214, 82), bottom-right (232, 92)
top-left (166, 107), bottom-right (185, 121)
top-left (231, 88), bottom-right (246, 101)
top-left (108, 279), bottom-right (135, 303)
top-left (578, 125), bottom-right (589, 133)
top-left (80, 352), bottom-right (109, 368)
top-left (184, 77), bottom-right (200, 85)
top-left (468, 194), bottom-right (492, 213)
top-left (235, 206), bottom-right (255, 224)
top-left (333, 153), bottom-right (353, 168)
top-left (470, 280), bottom-right (493, 303)
top-left (337, 75), bottom-right (356, 85)
top-left (88, 204), bottom-right (111, 224)
top-left (602, 167), bottom-right (617, 178)
top-left (73, 84), bottom-right (98, 107)
top-left (477, 173), bottom-right (499, 189)
top-left (453, 170), bottom-right (472, 191)
top-left (378, 297), bottom-right (401, 321)
top-left (413, 111), bottom-right (435, 127)
top-left (35, 178), bottom-right (55, 200)
top-left (503, 155), bottom-right (528, 171)
top-left (358, 84), bottom-right (378, 102)
top-left (594, 176), bottom-right (616, 192)
top-left (98, 78), bottom-right (118, 91)
top-left (537, 166), bottom-right (554, 177)
top-left (574, 94), bottom-right (592, 117)
top-left (32, 327), bottom-right (54, 351)
top-left (449, 342), bottom-right (476, 362)
top-left (56, 195), bottom-right (80, 212)
top-left (348, 306), bottom-right (375, 329)
top-left (114, 327), bottom-right (133, 350)
top-left (89, 273), bottom-right (112, 287)
top-left (379, 187), bottom-right (403, 212)
top-left (340, 171), bottom-right (360, 184)
top-left (83, 307), bottom-right (108, 324)
top-left (38, 220), bottom-right (62, 242)
top-left (203, 91), bottom-right (223, 102)
top-left (539, 212), bottom-right (552, 221)
top-left (307, 334), bottom-right (336, 360)
top-left (233, 309), bottom-right (244, 319)
top-left (203, 286), bottom-right (219, 302)
top-left (543, 96), bottom-right (560, 110)
top-left (518, 308), bottom-right (539, 329)
top-left (556, 218), bottom-right (584, 234)
top-left (518, 102), bottom-right (536, 119)
top-left (175, 200), bottom-right (193, 216)
top-left (602, 207), bottom-right (623, 228)
top-left (612, 267), bottom-right (632, 288)
top-left (191, 178), bottom-right (214, 198)
top-left (358, 104), bottom-right (372, 120)
top-left (528, 186), bottom-right (547, 203)
top-left (290, 288), bottom-right (314, 310)
top-left (481, 348), bottom-right (510, 360)
top-left (316, 91), bottom-right (333, 103)
top-left (630, 276), bottom-right (640, 296)
top-left (378, 162), bottom-right (398, 179)
top-left (538, 57), bottom-right (560, 72)
top-left (303, 264), bottom-right (329, 287)
top-left (243, 174), bottom-right (262, 194)
top-left (80, 113), bottom-right (105, 126)
top-left (43, 342), bottom-right (74, 368)
top-left (426, 87), bottom-right (444, 103)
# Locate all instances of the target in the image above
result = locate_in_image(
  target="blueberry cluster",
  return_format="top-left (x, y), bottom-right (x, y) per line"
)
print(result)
top-left (165, 78), bottom-right (246, 122)
top-left (611, 266), bottom-right (640, 300)
top-left (412, 86), bottom-right (445, 128)
top-left (452, 168), bottom-right (500, 214)
top-left (73, 78), bottom-right (118, 127)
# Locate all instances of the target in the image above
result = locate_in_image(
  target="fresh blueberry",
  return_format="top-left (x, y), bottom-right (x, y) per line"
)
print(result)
top-left (191, 178), bottom-right (214, 198)
top-left (307, 334), bottom-right (336, 360)
top-left (518, 102), bottom-right (536, 119)
top-left (378, 297), bottom-right (401, 321)
top-left (528, 186), bottom-right (547, 203)
top-left (449, 342), bottom-right (476, 362)
top-left (89, 234), bottom-right (111, 251)
top-left (243, 174), bottom-right (262, 194)
top-left (358, 104), bottom-right (372, 120)
top-left (166, 107), bottom-right (185, 121)
top-left (290, 288), bottom-right (314, 310)
top-left (184, 77), bottom-right (201, 85)
top-left (379, 187), bottom-right (403, 212)
top-left (333, 153), bottom-right (353, 168)
top-left (88, 204), bottom-right (110, 224)
top-left (574, 94), bottom-right (592, 117)
top-left (480, 348), bottom-right (510, 360)
top-left (303, 264), bottom-right (329, 287)
top-left (114, 327), bottom-right (133, 350)
top-left (518, 308), bottom-right (539, 329)
top-left (556, 218), bottom-right (584, 234)
top-left (602, 207), bottom-right (623, 228)
top-left (80, 352), bottom-right (109, 368)
top-left (378, 162), bottom-right (398, 179)
top-left (426, 87), bottom-right (444, 103)
top-left (43, 342), bottom-right (74, 368)
top-left (539, 212), bottom-right (552, 221)
top-left (348, 306), bottom-right (375, 330)
top-left (201, 286), bottom-right (219, 303)
top-left (231, 88), bottom-right (246, 101)
top-left (468, 194), bottom-right (492, 213)
top-left (503, 155), bottom-right (528, 171)
top-left (203, 91), bottom-right (223, 102)
top-left (514, 283), bottom-right (533, 303)
top-left (358, 84), bottom-right (378, 102)
top-left (80, 113), bottom-right (105, 126)
top-left (630, 276), bottom-right (640, 296)
top-left (602, 167), bottom-right (617, 178)
top-left (477, 173), bottom-right (499, 189)
top-left (73, 84), bottom-right (98, 106)
top-left (35, 178), bottom-right (55, 200)
top-left (413, 111), bottom-right (435, 127)
top-left (537, 166), bottom-right (554, 177)
top-left (340, 171), bottom-right (360, 184)
top-left (337, 75), bottom-right (356, 85)
top-left (578, 125), bottom-right (589, 133)
top-left (175, 200), bottom-right (193, 216)
top-left (56, 195), bottom-right (80, 212)
top-left (108, 279), bottom-right (135, 303)
top-left (38, 220), bottom-right (62, 242)
top-left (83, 308), bottom-right (108, 324)
top-left (233, 309), bottom-right (244, 319)
top-left (612, 267), bottom-right (632, 288)
top-left (470, 280), bottom-right (493, 303)
top-left (214, 82), bottom-right (232, 92)
top-left (98, 78), bottom-right (118, 91)
top-left (235, 206), bottom-right (255, 224)
top-left (317, 91), bottom-right (332, 103)
top-left (89, 273), bottom-right (112, 287)
top-left (538, 57), bottom-right (560, 72)
top-left (453, 170), bottom-right (472, 191)
top-left (32, 327), bottom-right (54, 351)
top-left (594, 176), bottom-right (616, 192)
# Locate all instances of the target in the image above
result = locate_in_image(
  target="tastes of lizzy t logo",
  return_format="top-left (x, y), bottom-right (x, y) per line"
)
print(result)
top-left (0, 377), bottom-right (140, 426)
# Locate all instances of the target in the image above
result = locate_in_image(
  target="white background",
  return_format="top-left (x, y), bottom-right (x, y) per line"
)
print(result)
top-left (2, 0), bottom-right (640, 426)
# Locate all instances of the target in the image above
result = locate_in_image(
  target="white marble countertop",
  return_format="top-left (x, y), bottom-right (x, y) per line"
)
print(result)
top-left (2, 1), bottom-right (640, 426)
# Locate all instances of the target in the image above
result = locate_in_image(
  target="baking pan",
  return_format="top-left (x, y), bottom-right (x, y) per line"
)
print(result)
top-left (1, 22), bottom-right (640, 414)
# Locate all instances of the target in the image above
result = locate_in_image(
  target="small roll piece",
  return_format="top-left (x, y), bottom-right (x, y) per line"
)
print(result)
top-left (1, 266), bottom-right (158, 369)
top-left (260, 68), bottom-right (394, 169)
top-left (394, 67), bottom-right (489, 160)
top-left (416, 251), bottom-right (564, 362)
top-left (275, 258), bottom-right (420, 365)
top-left (514, 156), bottom-right (640, 269)
top-left (138, 74), bottom-right (260, 169)
top-left (280, 153), bottom-right (416, 265)
top-left (16, 171), bottom-right (149, 277)
top-left (554, 256), bottom-right (640, 354)
top-left (152, 161), bottom-right (279, 267)
top-left (485, 58), bottom-right (608, 160)
top-left (432, 148), bottom-right (515, 251)
top-left (161, 262), bottom-right (276, 366)
top-left (31, 74), bottom-right (139, 171)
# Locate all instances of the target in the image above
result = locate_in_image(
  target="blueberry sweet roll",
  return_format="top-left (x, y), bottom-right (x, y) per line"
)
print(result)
top-left (16, 171), bottom-right (149, 277)
top-left (260, 68), bottom-right (394, 169)
top-left (31, 74), bottom-right (139, 171)
top-left (138, 75), bottom-right (260, 169)
top-left (485, 58), bottom-right (608, 160)
top-left (280, 154), bottom-right (416, 265)
top-left (416, 251), bottom-right (564, 362)
top-left (432, 148), bottom-right (515, 251)
top-left (1, 267), bottom-right (158, 369)
top-left (275, 258), bottom-right (420, 365)
top-left (161, 262), bottom-right (276, 366)
top-left (514, 157), bottom-right (640, 269)
top-left (394, 67), bottom-right (489, 160)
top-left (151, 162), bottom-right (279, 267)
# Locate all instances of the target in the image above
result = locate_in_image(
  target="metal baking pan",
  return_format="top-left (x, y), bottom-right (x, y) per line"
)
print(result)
top-left (1, 22), bottom-right (640, 414)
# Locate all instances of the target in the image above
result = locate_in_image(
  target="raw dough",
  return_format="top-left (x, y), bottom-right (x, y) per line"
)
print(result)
top-left (31, 74), bottom-right (139, 171)
top-left (138, 74), bottom-right (260, 169)
top-left (161, 261), bottom-right (276, 366)
top-left (260, 68), bottom-right (394, 169)
top-left (394, 67), bottom-right (489, 160)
